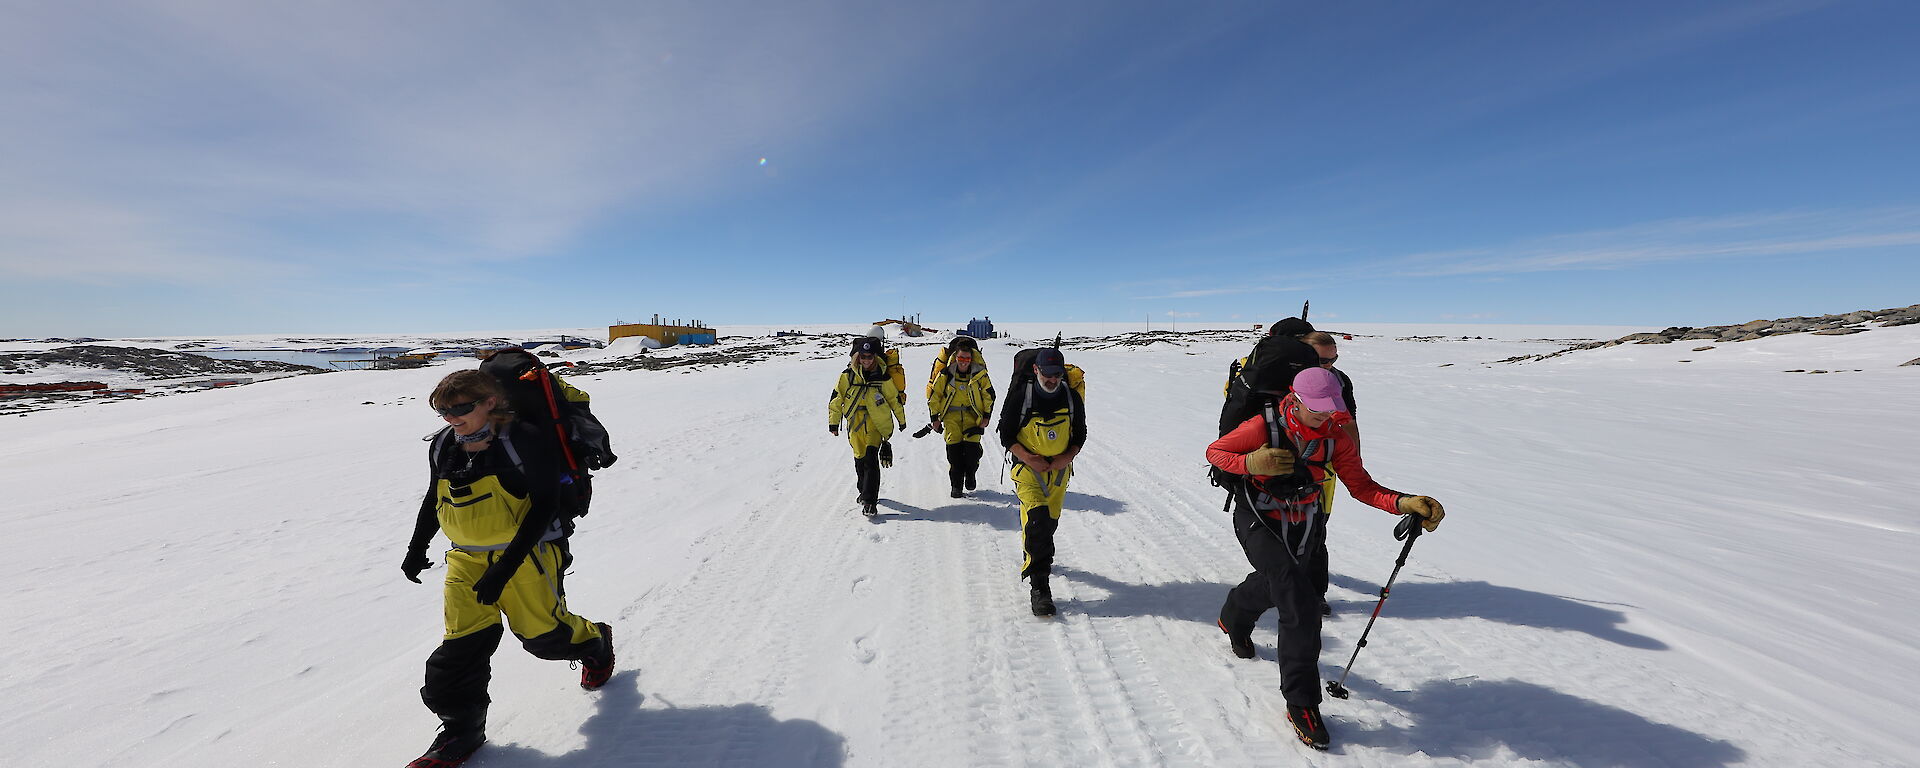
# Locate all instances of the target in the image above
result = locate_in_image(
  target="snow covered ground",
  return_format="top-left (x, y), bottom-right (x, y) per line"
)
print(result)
top-left (3, 321), bottom-right (1916, 767)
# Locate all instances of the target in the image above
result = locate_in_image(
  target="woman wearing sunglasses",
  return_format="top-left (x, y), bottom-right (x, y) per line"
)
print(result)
top-left (398, 370), bottom-right (614, 768)
top-left (828, 336), bottom-right (909, 517)
top-left (1206, 366), bottom-right (1443, 752)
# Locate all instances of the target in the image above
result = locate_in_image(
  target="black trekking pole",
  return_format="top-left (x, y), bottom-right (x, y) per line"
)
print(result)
top-left (1325, 512), bottom-right (1423, 700)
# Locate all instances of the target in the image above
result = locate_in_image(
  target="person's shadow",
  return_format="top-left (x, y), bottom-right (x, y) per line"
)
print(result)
top-left (1335, 676), bottom-right (1745, 766)
top-left (469, 672), bottom-right (846, 766)
top-left (1327, 573), bottom-right (1667, 650)
top-left (887, 488), bottom-right (1130, 531)
top-left (1051, 566), bottom-right (1230, 625)
top-left (1044, 566), bottom-right (1664, 652)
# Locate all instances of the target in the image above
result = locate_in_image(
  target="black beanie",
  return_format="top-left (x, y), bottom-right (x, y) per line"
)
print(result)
top-left (852, 337), bottom-right (883, 356)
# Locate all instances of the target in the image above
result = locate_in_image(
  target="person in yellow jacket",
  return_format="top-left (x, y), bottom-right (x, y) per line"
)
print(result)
top-left (926, 344), bottom-right (996, 498)
top-left (829, 336), bottom-right (908, 517)
top-left (400, 370), bottom-right (613, 768)
top-left (997, 348), bottom-right (1087, 617)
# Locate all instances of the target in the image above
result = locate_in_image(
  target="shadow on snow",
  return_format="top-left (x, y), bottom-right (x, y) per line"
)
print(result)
top-left (1036, 568), bottom-right (1721, 765)
top-left (1327, 573), bottom-right (1667, 650)
top-left (875, 488), bottom-right (1129, 531)
top-left (1337, 677), bottom-right (1746, 766)
top-left (1043, 564), bottom-right (1663, 653)
top-left (468, 672), bottom-right (846, 767)
top-left (1050, 566), bottom-right (1230, 625)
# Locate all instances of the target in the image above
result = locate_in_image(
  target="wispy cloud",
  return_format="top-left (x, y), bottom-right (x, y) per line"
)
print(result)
top-left (1390, 207), bottom-right (1920, 277)
top-left (1130, 284), bottom-right (1304, 300)
top-left (0, 2), bottom-right (974, 285)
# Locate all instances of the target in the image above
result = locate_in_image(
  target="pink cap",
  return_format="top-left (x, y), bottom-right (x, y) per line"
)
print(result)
top-left (1291, 367), bottom-right (1349, 413)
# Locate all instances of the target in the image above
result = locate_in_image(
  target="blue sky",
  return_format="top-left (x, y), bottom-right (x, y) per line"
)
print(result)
top-left (3, 0), bottom-right (1916, 336)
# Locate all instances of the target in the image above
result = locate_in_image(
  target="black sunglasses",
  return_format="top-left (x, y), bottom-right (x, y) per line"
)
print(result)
top-left (435, 401), bottom-right (479, 418)
top-left (1319, 355), bottom-right (1338, 364)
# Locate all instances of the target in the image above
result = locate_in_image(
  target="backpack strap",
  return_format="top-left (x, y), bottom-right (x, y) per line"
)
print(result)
top-left (522, 365), bottom-right (579, 473)
top-left (428, 425), bottom-right (454, 469)
top-left (497, 428), bottom-right (524, 476)
top-left (430, 424), bottom-right (526, 480)
top-left (1016, 378), bottom-right (1075, 430)
top-left (1261, 398), bottom-right (1286, 453)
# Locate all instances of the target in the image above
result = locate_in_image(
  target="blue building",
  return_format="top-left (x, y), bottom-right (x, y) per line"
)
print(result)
top-left (963, 317), bottom-right (995, 339)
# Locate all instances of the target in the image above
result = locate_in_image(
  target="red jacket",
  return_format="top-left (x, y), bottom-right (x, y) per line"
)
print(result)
top-left (1207, 394), bottom-right (1405, 522)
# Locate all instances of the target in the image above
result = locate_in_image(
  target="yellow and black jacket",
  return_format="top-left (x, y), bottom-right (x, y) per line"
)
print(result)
top-left (828, 364), bottom-right (908, 448)
top-left (408, 421), bottom-right (566, 574)
top-left (927, 364), bottom-right (995, 444)
top-left (997, 379), bottom-right (1087, 457)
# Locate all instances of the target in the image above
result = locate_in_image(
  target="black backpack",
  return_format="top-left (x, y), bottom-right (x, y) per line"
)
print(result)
top-left (1210, 334), bottom-right (1318, 502)
top-left (1009, 347), bottom-right (1043, 391)
top-left (1218, 334), bottom-right (1320, 437)
top-left (478, 348), bottom-right (617, 519)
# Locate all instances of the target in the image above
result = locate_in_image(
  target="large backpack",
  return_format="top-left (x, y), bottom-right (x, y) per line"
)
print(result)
top-left (882, 347), bottom-right (907, 404)
top-left (926, 336), bottom-right (985, 400)
top-left (1218, 334), bottom-right (1318, 437)
top-left (1008, 347), bottom-right (1086, 426)
top-left (477, 347), bottom-right (617, 519)
top-left (1210, 334), bottom-right (1318, 503)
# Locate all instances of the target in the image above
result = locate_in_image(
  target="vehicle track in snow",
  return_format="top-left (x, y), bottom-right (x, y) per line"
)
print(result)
top-left (503, 345), bottom-right (1904, 766)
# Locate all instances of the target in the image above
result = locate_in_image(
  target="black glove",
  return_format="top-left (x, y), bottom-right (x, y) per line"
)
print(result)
top-left (828, 425), bottom-right (839, 436)
top-left (402, 551), bottom-right (433, 583)
top-left (898, 422), bottom-right (907, 432)
top-left (472, 563), bottom-right (514, 605)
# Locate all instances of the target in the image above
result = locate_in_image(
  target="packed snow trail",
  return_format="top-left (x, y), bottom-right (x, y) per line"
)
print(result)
top-left (2, 324), bottom-right (1916, 766)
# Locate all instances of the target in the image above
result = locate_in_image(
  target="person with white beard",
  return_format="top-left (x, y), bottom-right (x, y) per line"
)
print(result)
top-left (996, 347), bottom-right (1087, 617)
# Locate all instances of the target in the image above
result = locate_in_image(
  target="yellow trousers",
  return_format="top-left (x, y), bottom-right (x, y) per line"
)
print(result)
top-left (442, 541), bottom-right (602, 651)
top-left (1012, 463), bottom-right (1071, 577)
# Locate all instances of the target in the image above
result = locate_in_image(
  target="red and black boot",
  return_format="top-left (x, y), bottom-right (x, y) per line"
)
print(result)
top-left (580, 622), bottom-right (615, 691)
top-left (406, 726), bottom-right (484, 768)
top-left (1287, 705), bottom-right (1330, 750)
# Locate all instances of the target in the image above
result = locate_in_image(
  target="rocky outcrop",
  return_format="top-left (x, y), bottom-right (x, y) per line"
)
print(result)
top-left (0, 345), bottom-right (326, 378)
top-left (1511, 304), bottom-right (1920, 364)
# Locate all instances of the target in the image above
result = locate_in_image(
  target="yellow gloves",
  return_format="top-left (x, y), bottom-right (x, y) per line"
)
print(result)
top-left (1398, 495), bottom-right (1445, 531)
top-left (1243, 445), bottom-right (1296, 476)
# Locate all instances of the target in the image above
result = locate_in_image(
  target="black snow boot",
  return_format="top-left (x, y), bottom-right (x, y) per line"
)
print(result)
top-left (861, 501), bottom-right (878, 517)
top-left (407, 725), bottom-right (485, 768)
top-left (1217, 600), bottom-right (1255, 659)
top-left (1029, 571), bottom-right (1056, 617)
top-left (1287, 705), bottom-right (1330, 750)
top-left (964, 472), bottom-right (977, 491)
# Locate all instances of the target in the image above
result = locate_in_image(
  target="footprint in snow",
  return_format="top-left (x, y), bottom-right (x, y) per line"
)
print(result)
top-left (850, 634), bottom-right (878, 664)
